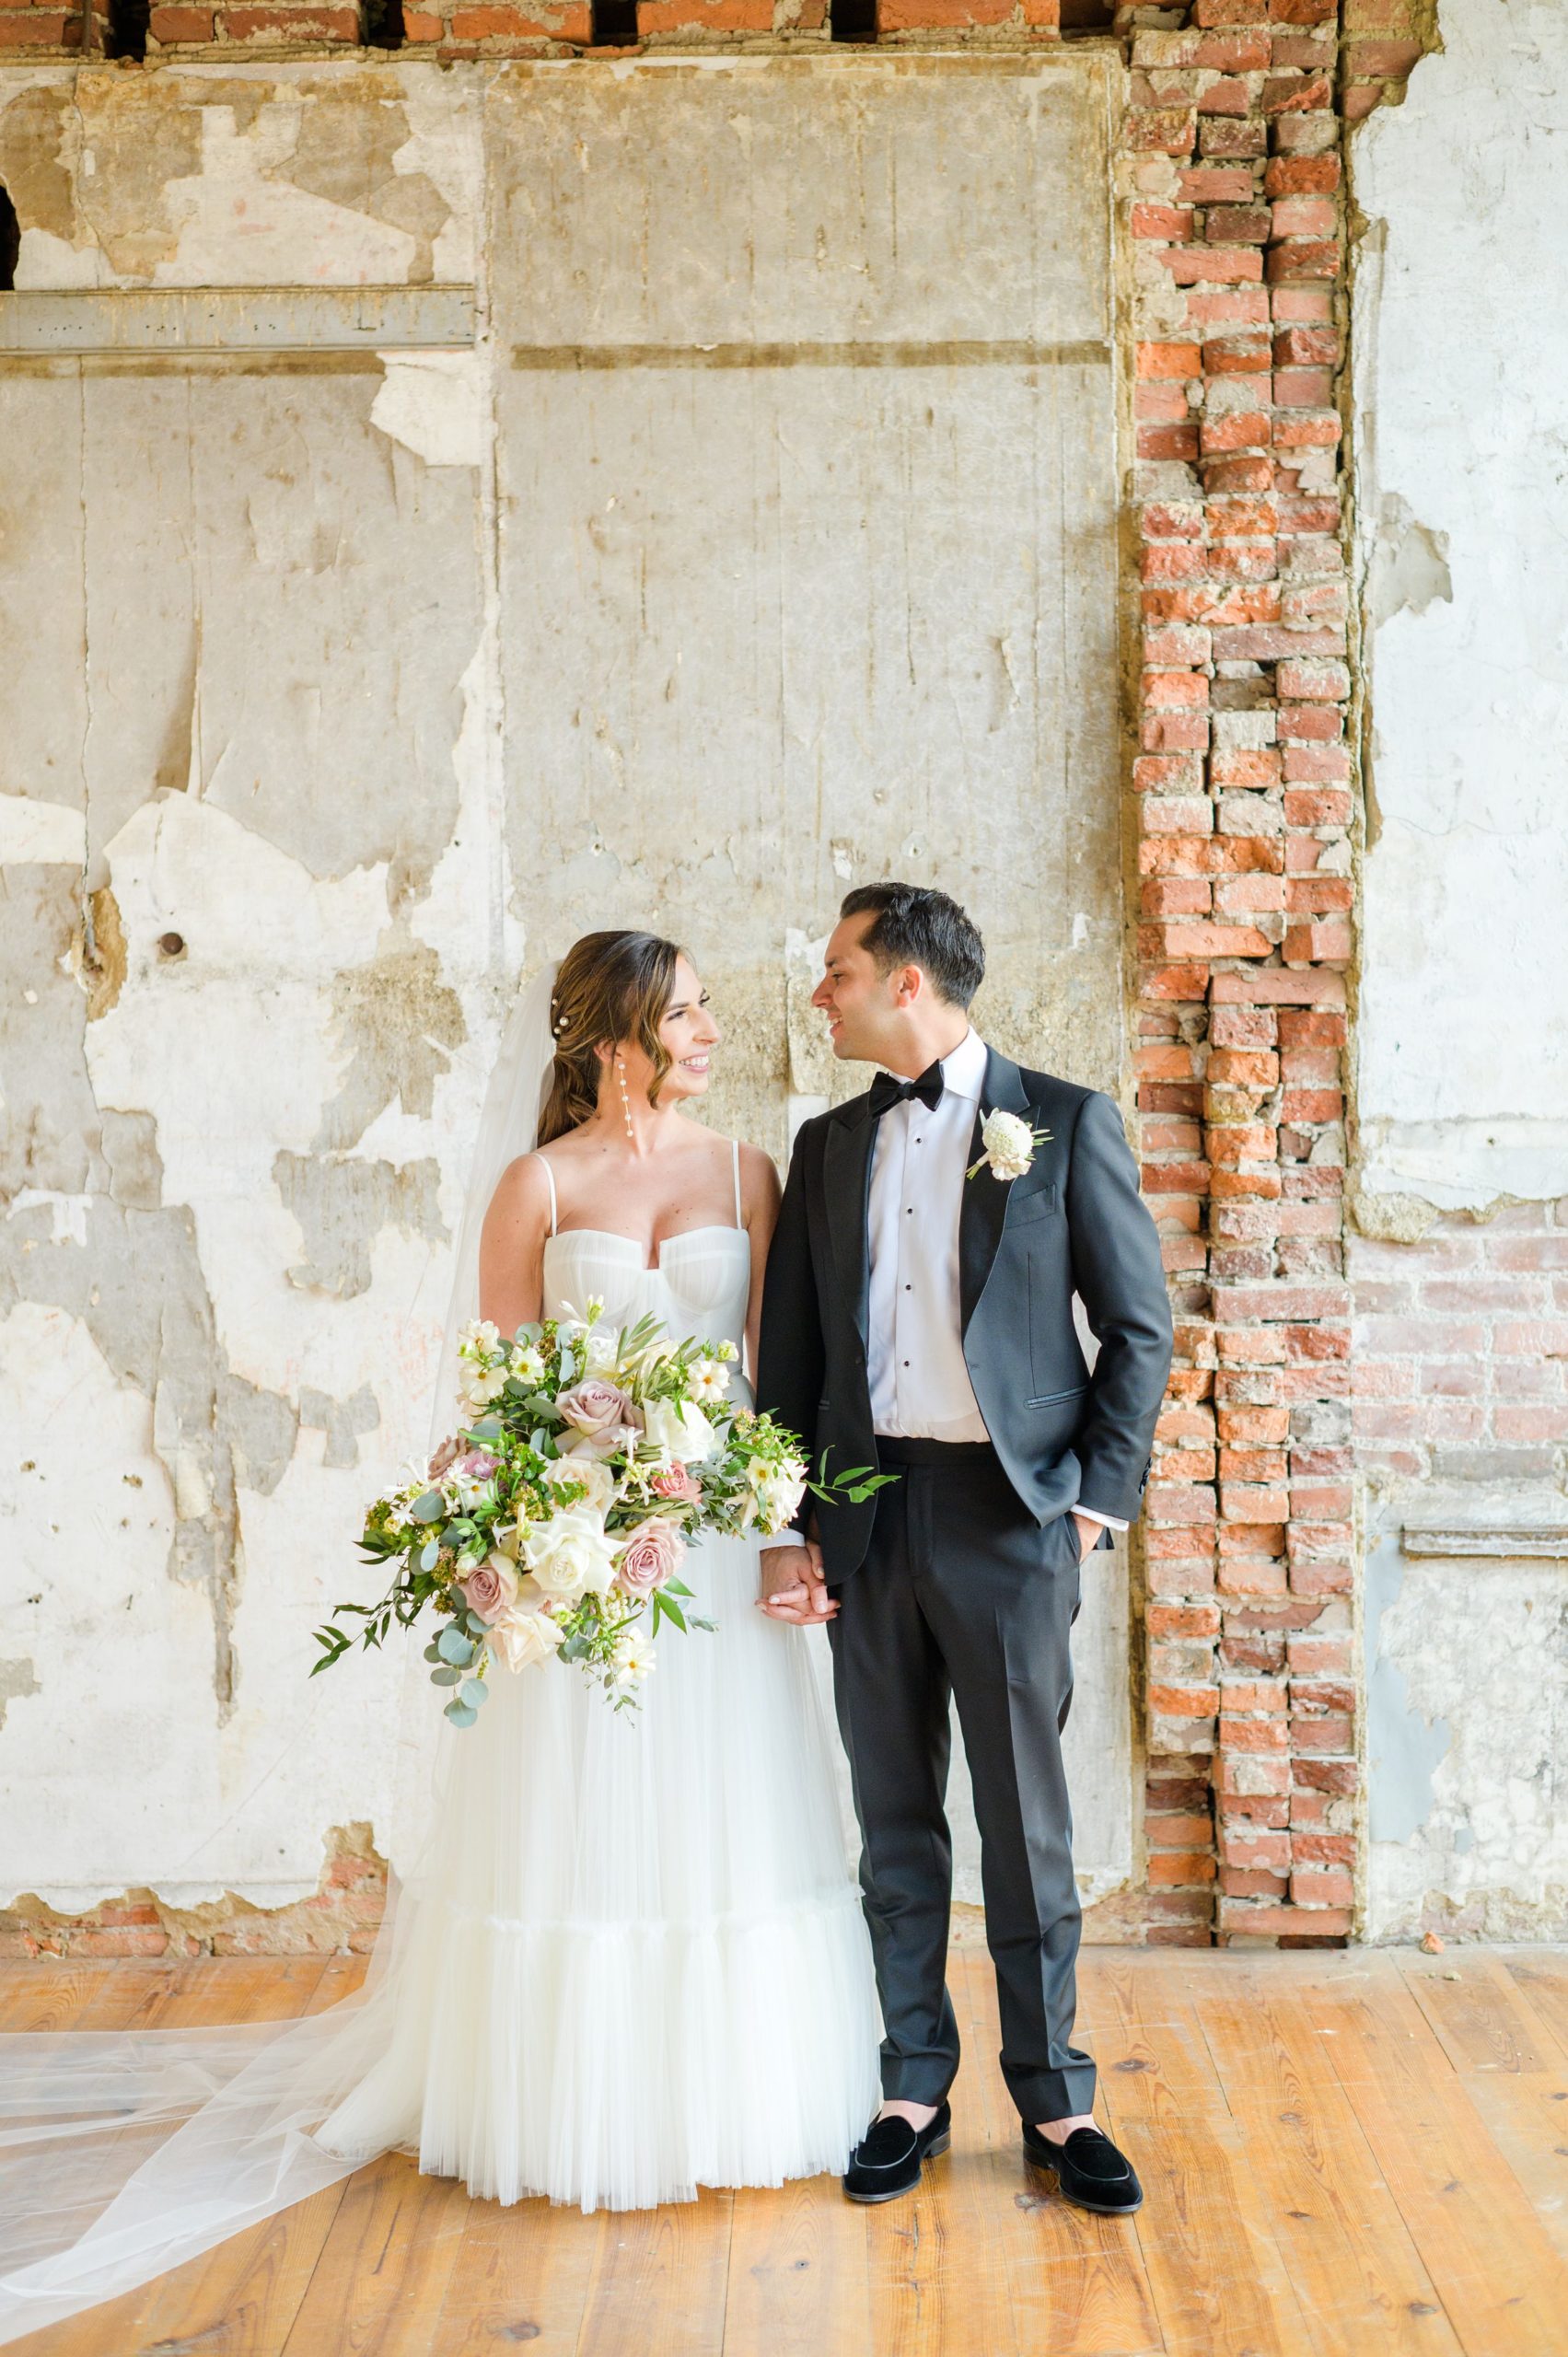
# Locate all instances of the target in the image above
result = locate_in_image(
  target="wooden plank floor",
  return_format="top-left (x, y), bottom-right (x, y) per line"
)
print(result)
top-left (6, 1946), bottom-right (1568, 2356)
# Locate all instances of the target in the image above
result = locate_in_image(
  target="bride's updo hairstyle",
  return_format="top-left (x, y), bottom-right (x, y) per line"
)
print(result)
top-left (537, 929), bottom-right (683, 1146)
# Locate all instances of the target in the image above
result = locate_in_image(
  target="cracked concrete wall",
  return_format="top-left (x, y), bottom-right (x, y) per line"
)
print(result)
top-left (1349, 2), bottom-right (1568, 1940)
top-left (1, 55), bottom-right (1130, 1922)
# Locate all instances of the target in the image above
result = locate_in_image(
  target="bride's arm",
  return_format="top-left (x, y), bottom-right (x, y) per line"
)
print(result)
top-left (738, 1139), bottom-right (783, 1382)
top-left (478, 1153), bottom-right (554, 1333)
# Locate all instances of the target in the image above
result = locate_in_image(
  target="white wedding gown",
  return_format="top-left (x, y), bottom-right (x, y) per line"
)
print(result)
top-left (0, 1188), bottom-right (880, 2342)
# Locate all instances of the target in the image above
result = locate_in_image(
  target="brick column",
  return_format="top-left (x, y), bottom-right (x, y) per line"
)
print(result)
top-left (1128, 0), bottom-right (1358, 1945)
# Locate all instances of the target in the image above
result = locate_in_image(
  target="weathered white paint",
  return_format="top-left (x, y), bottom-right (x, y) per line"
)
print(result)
top-left (1352, 5), bottom-right (1568, 1941)
top-left (0, 796), bottom-right (85, 865)
top-left (1352, 0), bottom-right (1568, 1217)
top-left (0, 57), bottom-right (1132, 1922)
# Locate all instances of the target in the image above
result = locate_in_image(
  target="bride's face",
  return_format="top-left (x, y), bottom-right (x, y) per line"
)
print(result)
top-left (608, 955), bottom-right (719, 1108)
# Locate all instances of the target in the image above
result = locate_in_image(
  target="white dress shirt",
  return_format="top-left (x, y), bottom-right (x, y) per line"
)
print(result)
top-left (772, 1028), bottom-right (1124, 1543)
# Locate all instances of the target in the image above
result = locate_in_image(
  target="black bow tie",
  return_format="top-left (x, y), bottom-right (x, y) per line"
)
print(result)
top-left (868, 1063), bottom-right (946, 1119)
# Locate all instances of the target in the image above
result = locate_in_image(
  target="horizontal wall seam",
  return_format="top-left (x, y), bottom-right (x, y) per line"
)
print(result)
top-left (0, 288), bottom-right (478, 356)
top-left (508, 336), bottom-right (1111, 370)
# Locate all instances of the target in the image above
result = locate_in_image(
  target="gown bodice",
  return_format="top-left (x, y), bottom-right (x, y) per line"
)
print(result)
top-left (541, 1227), bottom-right (751, 1363)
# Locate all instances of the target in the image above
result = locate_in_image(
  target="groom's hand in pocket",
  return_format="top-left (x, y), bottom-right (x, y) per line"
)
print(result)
top-left (758, 1538), bottom-right (838, 1623)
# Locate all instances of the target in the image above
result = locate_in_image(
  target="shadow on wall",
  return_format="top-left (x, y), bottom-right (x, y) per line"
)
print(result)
top-left (0, 185), bottom-right (17, 293)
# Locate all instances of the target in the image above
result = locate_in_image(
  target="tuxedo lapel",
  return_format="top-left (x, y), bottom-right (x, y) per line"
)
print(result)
top-left (958, 1049), bottom-right (1032, 1337)
top-left (821, 1097), bottom-right (877, 1347)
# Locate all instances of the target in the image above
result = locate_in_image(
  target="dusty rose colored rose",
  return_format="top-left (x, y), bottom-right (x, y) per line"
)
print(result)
top-left (647, 1461), bottom-right (701, 1505)
top-left (556, 1377), bottom-right (641, 1459)
top-left (616, 1518), bottom-right (687, 1597)
top-left (460, 1551), bottom-right (518, 1625)
top-left (428, 1434), bottom-right (462, 1479)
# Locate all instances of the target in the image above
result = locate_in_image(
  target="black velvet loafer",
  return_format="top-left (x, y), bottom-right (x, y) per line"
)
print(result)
top-left (1023, 2122), bottom-right (1144, 2215)
top-left (842, 2102), bottom-right (952, 2204)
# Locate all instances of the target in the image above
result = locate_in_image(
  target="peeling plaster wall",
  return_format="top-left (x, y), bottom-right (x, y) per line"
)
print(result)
top-left (1352, 0), bottom-right (1568, 1223)
top-left (1350, 2), bottom-right (1568, 1940)
top-left (1, 56), bottom-right (1131, 1922)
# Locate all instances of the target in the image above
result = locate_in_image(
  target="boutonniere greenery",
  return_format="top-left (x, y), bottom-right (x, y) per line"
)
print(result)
top-left (967, 1107), bottom-right (1052, 1184)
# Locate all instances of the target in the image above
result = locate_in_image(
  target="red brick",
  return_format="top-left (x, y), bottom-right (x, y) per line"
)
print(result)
top-left (1138, 341), bottom-right (1202, 379)
top-left (1162, 248), bottom-right (1266, 285)
top-left (218, 2), bottom-right (359, 31)
top-left (1133, 203), bottom-right (1197, 240)
top-left (149, 5), bottom-right (215, 33)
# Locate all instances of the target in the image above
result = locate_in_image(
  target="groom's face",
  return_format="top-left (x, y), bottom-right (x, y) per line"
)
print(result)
top-left (813, 915), bottom-right (907, 1064)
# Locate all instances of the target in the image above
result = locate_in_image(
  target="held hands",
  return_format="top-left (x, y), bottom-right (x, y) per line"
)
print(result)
top-left (758, 1539), bottom-right (838, 1624)
top-left (759, 1516), bottom-right (1095, 1621)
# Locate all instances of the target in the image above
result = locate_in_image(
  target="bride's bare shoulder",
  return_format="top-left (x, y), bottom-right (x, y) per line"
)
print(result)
top-left (728, 1136), bottom-right (783, 1218)
top-left (486, 1150), bottom-right (555, 1225)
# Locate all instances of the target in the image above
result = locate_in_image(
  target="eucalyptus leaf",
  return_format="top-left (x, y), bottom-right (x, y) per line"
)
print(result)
top-left (423, 1642), bottom-right (443, 1664)
top-left (459, 1678), bottom-right (488, 1710)
top-left (436, 1625), bottom-right (474, 1666)
top-left (465, 1611), bottom-right (490, 1639)
top-left (410, 1490), bottom-right (446, 1524)
top-left (470, 1417), bottom-right (502, 1442)
top-left (443, 1700), bottom-right (478, 1729)
top-left (431, 1666), bottom-right (462, 1688)
top-left (419, 1539), bottom-right (440, 1573)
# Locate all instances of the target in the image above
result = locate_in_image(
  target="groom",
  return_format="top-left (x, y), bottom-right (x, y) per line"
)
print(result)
top-left (757, 883), bottom-right (1173, 2214)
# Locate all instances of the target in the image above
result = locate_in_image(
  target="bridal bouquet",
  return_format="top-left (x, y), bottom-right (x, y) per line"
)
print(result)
top-left (311, 1301), bottom-right (884, 1724)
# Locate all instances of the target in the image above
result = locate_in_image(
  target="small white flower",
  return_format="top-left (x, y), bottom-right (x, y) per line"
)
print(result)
top-left (458, 1318), bottom-right (502, 1360)
top-left (509, 1342), bottom-right (545, 1385)
top-left (460, 1366), bottom-right (509, 1411)
top-left (611, 1631), bottom-right (657, 1687)
top-left (691, 1357), bottom-right (730, 1401)
top-left (967, 1108), bottom-right (1051, 1186)
top-left (748, 1457), bottom-right (807, 1533)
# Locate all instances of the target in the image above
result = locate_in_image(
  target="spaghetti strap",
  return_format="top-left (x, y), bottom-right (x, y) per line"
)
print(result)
top-left (539, 1153), bottom-right (558, 1238)
top-left (731, 1136), bottom-right (743, 1231)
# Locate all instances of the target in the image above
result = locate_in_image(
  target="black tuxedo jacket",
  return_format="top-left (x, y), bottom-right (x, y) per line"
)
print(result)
top-left (756, 1046), bottom-right (1175, 1582)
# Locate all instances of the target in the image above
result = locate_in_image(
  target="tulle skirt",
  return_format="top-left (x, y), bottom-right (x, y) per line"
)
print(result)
top-left (0, 1532), bottom-right (880, 2344)
top-left (322, 1527), bottom-right (882, 2210)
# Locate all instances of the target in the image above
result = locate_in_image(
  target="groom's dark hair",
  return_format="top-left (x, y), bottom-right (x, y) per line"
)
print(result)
top-left (840, 882), bottom-right (985, 1010)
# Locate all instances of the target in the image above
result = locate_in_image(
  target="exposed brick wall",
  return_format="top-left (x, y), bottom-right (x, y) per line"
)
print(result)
top-left (1352, 1203), bottom-right (1568, 1494)
top-left (1130, 0), bottom-right (1361, 1947)
top-left (0, 1826), bottom-right (388, 1958)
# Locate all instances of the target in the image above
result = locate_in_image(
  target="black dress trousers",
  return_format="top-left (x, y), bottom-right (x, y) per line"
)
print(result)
top-left (826, 1436), bottom-right (1097, 2126)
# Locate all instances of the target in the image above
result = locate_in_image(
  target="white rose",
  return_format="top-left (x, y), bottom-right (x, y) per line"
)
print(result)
top-left (582, 1325), bottom-right (621, 1376)
top-left (517, 1503), bottom-right (619, 1602)
top-left (543, 1454), bottom-right (615, 1515)
top-left (487, 1599), bottom-right (564, 1674)
top-left (644, 1397), bottom-right (721, 1465)
top-left (979, 1108), bottom-right (1037, 1182)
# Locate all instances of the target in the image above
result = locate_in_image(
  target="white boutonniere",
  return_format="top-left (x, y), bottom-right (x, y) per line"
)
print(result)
top-left (967, 1107), bottom-right (1051, 1184)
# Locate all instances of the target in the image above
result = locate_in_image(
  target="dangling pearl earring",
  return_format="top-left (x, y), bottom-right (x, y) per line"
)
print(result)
top-left (616, 1055), bottom-right (635, 1143)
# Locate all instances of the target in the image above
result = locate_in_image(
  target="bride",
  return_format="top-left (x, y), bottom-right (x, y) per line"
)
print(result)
top-left (0, 930), bottom-right (880, 2342)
